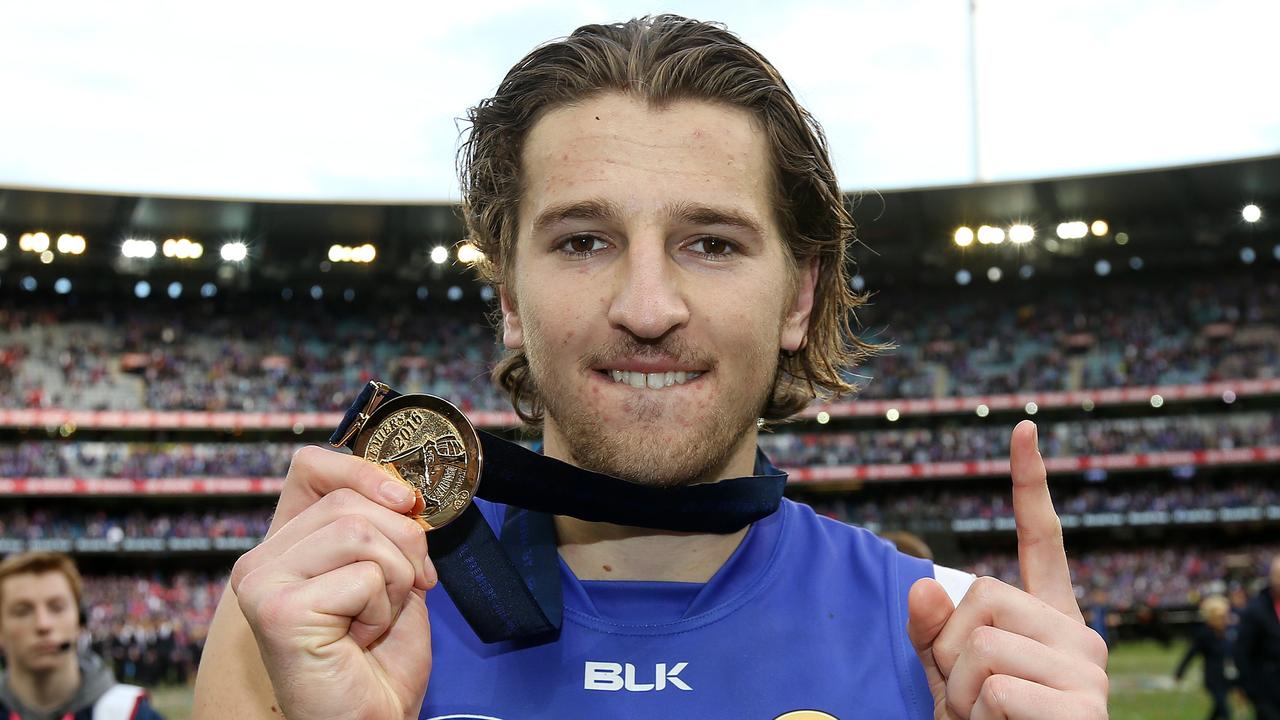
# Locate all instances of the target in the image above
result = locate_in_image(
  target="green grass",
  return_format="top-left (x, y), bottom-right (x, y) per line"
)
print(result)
top-left (145, 640), bottom-right (1246, 719)
top-left (1108, 640), bottom-right (1255, 720)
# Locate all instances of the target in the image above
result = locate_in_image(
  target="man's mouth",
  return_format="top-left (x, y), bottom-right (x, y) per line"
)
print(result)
top-left (598, 369), bottom-right (705, 389)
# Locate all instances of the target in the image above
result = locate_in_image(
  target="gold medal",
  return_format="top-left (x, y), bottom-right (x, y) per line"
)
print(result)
top-left (347, 392), bottom-right (482, 531)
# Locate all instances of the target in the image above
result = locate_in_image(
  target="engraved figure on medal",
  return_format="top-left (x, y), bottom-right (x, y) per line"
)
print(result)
top-left (351, 394), bottom-right (481, 530)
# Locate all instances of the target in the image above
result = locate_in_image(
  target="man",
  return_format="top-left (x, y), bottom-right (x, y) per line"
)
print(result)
top-left (1174, 595), bottom-right (1235, 720)
top-left (193, 16), bottom-right (1108, 719)
top-left (1235, 556), bottom-right (1280, 720)
top-left (0, 552), bottom-right (163, 720)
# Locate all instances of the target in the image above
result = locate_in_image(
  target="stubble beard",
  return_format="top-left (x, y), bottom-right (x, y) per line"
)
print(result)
top-left (526, 334), bottom-right (776, 488)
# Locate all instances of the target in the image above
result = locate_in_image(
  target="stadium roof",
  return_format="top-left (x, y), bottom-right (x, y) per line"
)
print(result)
top-left (2, 154), bottom-right (1276, 289)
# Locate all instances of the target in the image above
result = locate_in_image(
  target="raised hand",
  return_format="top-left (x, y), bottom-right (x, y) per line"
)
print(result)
top-left (906, 420), bottom-right (1109, 719)
top-left (197, 446), bottom-right (436, 720)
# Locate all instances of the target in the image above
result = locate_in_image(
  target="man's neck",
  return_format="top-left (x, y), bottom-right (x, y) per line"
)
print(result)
top-left (545, 422), bottom-right (761, 582)
top-left (8, 659), bottom-right (80, 713)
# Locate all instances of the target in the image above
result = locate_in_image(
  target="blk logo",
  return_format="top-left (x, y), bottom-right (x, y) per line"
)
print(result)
top-left (583, 661), bottom-right (692, 692)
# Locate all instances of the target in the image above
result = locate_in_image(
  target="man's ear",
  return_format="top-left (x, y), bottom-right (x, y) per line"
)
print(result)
top-left (781, 257), bottom-right (818, 353)
top-left (500, 285), bottom-right (524, 350)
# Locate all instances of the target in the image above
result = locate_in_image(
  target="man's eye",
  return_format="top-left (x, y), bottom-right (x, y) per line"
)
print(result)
top-left (688, 237), bottom-right (733, 256)
top-left (560, 235), bottom-right (607, 255)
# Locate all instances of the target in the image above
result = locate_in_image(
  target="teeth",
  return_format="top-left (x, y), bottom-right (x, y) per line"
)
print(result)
top-left (606, 370), bottom-right (703, 389)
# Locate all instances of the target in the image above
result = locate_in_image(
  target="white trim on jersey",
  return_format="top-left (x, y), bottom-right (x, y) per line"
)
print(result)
top-left (932, 564), bottom-right (977, 607)
top-left (92, 684), bottom-right (146, 720)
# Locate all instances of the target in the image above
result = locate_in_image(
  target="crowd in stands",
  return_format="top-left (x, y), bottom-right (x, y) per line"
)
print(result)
top-left (967, 544), bottom-right (1280, 613)
top-left (64, 542), bottom-right (1277, 680)
top-left (83, 573), bottom-right (222, 686)
top-left (0, 508), bottom-right (272, 541)
top-left (810, 478), bottom-right (1280, 531)
top-left (3, 477), bottom-right (1273, 546)
top-left (3, 410), bottom-right (1274, 479)
top-left (0, 441), bottom-right (300, 478)
top-left (2, 274), bottom-right (1276, 412)
top-left (760, 410), bottom-right (1280, 466)
top-left (0, 301), bottom-right (507, 412)
top-left (849, 273), bottom-right (1279, 398)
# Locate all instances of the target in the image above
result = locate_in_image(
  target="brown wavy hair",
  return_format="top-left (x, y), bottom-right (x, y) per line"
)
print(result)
top-left (457, 14), bottom-right (888, 426)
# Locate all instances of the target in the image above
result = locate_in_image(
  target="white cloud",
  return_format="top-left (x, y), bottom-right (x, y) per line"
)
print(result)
top-left (0, 0), bottom-right (1275, 199)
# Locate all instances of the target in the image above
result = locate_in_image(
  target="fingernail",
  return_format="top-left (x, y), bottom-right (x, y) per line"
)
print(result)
top-left (1031, 422), bottom-right (1039, 448)
top-left (424, 554), bottom-right (438, 588)
top-left (378, 480), bottom-right (412, 505)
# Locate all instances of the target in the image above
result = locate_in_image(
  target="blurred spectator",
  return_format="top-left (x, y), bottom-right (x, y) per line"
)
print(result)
top-left (1174, 595), bottom-right (1236, 720)
top-left (0, 552), bottom-right (164, 719)
top-left (878, 530), bottom-right (933, 560)
top-left (1234, 556), bottom-right (1280, 720)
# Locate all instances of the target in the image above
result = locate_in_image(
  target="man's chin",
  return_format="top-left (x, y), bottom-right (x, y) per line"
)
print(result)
top-left (557, 425), bottom-right (747, 488)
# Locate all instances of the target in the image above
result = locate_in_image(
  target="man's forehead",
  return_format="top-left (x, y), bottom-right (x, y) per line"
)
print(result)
top-left (1, 572), bottom-right (73, 605)
top-left (519, 93), bottom-right (774, 229)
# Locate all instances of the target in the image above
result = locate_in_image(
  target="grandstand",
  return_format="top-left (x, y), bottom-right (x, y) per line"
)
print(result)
top-left (2, 154), bottom-right (1278, 709)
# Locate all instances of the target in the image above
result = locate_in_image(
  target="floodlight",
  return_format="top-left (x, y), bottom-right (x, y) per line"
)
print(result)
top-left (221, 241), bottom-right (248, 262)
top-left (56, 233), bottom-right (86, 254)
top-left (352, 244), bottom-right (376, 263)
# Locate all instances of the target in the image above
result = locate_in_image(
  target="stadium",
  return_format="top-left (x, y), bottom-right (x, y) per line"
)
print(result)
top-left (3, 5), bottom-right (1279, 720)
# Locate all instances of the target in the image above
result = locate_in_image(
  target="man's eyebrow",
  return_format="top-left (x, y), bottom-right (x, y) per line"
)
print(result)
top-left (531, 199), bottom-right (623, 234)
top-left (666, 202), bottom-right (765, 236)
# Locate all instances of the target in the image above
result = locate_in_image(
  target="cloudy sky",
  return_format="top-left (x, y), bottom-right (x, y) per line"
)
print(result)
top-left (3, 0), bottom-right (1278, 201)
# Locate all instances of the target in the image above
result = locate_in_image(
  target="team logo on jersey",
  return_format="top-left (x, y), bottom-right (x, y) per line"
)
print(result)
top-left (583, 661), bottom-right (692, 691)
top-left (773, 711), bottom-right (839, 720)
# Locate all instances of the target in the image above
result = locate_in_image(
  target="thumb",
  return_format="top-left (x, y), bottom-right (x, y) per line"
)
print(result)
top-left (908, 578), bottom-right (956, 707)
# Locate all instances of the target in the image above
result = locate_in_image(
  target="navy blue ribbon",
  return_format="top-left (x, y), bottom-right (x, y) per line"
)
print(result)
top-left (331, 383), bottom-right (786, 643)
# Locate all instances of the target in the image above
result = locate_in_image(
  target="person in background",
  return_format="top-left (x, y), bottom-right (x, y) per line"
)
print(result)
top-left (1235, 556), bottom-right (1280, 720)
top-left (879, 530), bottom-right (934, 560)
top-left (1174, 595), bottom-right (1235, 720)
top-left (1086, 587), bottom-right (1114, 649)
top-left (0, 552), bottom-right (164, 720)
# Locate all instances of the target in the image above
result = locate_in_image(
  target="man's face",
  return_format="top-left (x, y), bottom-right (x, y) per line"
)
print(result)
top-left (1203, 602), bottom-right (1228, 631)
top-left (0, 572), bottom-right (79, 673)
top-left (502, 93), bottom-right (815, 486)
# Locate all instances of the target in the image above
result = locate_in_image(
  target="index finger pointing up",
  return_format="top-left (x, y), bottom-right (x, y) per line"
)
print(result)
top-left (1010, 420), bottom-right (1082, 621)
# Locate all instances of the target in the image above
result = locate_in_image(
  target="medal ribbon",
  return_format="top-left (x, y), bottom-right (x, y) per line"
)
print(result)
top-left (331, 382), bottom-right (787, 643)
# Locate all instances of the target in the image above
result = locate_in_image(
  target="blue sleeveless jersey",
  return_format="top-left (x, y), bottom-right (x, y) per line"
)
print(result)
top-left (422, 497), bottom-right (936, 719)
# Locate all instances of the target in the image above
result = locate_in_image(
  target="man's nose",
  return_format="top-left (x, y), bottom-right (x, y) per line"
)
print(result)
top-left (34, 606), bottom-right (57, 630)
top-left (606, 237), bottom-right (690, 340)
